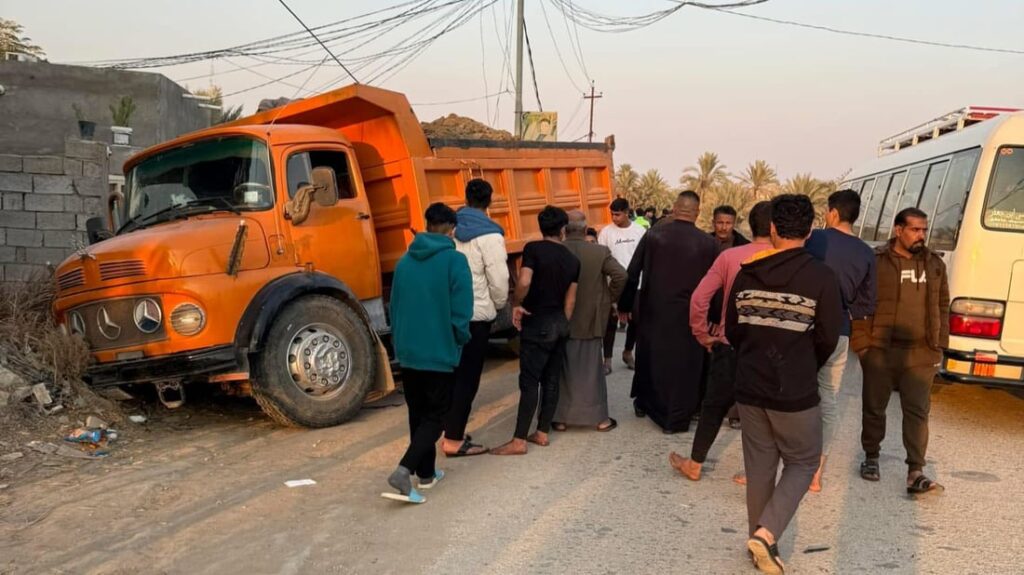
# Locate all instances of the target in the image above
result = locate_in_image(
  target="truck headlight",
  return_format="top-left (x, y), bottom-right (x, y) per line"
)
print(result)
top-left (170, 303), bottom-right (205, 336)
top-left (133, 298), bottom-right (163, 334)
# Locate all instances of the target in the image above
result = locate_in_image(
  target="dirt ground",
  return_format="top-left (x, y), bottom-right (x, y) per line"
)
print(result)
top-left (1, 346), bottom-right (1023, 574)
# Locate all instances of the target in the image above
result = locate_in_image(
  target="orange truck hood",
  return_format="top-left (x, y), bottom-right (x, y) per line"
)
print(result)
top-left (55, 215), bottom-right (270, 296)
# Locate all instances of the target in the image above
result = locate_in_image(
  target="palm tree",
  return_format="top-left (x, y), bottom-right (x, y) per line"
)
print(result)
top-left (739, 160), bottom-right (779, 200)
top-left (637, 169), bottom-right (674, 211)
top-left (614, 164), bottom-right (640, 202)
top-left (0, 19), bottom-right (45, 59)
top-left (680, 152), bottom-right (728, 198)
top-left (697, 178), bottom-right (751, 231)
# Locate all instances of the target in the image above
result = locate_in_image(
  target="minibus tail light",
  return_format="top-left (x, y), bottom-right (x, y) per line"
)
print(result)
top-left (949, 298), bottom-right (1004, 339)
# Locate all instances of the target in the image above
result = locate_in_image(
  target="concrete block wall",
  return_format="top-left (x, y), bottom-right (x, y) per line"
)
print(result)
top-left (0, 140), bottom-right (108, 282)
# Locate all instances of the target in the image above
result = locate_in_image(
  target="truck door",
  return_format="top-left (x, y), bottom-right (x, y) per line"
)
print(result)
top-left (282, 146), bottom-right (381, 299)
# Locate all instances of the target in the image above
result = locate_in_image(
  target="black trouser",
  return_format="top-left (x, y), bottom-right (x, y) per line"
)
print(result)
top-left (860, 347), bottom-right (936, 472)
top-left (399, 369), bottom-right (455, 479)
top-left (444, 320), bottom-right (492, 442)
top-left (691, 343), bottom-right (737, 463)
top-left (603, 313), bottom-right (637, 358)
top-left (515, 313), bottom-right (568, 439)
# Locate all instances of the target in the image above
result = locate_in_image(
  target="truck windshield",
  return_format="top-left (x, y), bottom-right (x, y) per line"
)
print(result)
top-left (121, 136), bottom-right (273, 233)
top-left (985, 146), bottom-right (1024, 231)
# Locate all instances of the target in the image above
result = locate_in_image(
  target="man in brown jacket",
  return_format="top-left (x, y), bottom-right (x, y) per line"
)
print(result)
top-left (553, 210), bottom-right (627, 431)
top-left (852, 207), bottom-right (949, 495)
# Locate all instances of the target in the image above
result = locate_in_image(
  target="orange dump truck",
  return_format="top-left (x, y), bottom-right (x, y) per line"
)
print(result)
top-left (52, 84), bottom-right (615, 427)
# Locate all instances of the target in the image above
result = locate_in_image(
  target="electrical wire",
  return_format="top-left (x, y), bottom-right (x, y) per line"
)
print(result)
top-left (709, 7), bottom-right (1024, 55)
top-left (412, 89), bottom-right (513, 106)
top-left (560, 0), bottom-right (591, 82)
top-left (538, 0), bottom-right (587, 92)
top-left (523, 19), bottom-right (543, 111)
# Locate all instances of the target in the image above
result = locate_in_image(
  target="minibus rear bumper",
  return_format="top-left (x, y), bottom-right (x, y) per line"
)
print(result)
top-left (940, 349), bottom-right (1024, 389)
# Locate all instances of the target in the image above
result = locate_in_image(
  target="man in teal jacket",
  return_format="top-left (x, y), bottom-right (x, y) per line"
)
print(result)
top-left (383, 203), bottom-right (473, 504)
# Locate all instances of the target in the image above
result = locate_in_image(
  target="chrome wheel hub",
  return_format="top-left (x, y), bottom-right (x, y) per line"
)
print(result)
top-left (286, 323), bottom-right (351, 398)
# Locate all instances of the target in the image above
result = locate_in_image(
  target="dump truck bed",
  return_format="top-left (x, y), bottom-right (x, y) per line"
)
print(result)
top-left (229, 84), bottom-right (615, 272)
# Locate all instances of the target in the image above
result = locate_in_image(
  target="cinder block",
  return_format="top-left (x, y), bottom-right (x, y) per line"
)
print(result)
top-left (24, 194), bottom-right (65, 212)
top-left (24, 246), bottom-right (70, 265)
top-left (2, 192), bottom-right (23, 211)
top-left (0, 155), bottom-right (23, 172)
top-left (43, 230), bottom-right (80, 248)
top-left (37, 213), bottom-right (77, 230)
top-left (0, 211), bottom-right (36, 229)
top-left (64, 196), bottom-right (84, 212)
top-left (0, 173), bottom-right (32, 193)
top-left (0, 247), bottom-right (14, 262)
top-left (23, 156), bottom-right (64, 175)
top-left (82, 161), bottom-right (105, 179)
top-left (3, 263), bottom-right (48, 282)
top-left (32, 175), bottom-right (74, 195)
top-left (0, 229), bottom-right (5, 245)
top-left (73, 176), bottom-right (107, 197)
top-left (64, 158), bottom-right (83, 177)
top-left (64, 139), bottom-right (108, 162)
top-left (6, 229), bottom-right (43, 247)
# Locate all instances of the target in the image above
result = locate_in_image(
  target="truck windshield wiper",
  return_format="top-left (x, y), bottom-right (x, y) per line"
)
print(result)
top-left (118, 197), bottom-right (241, 234)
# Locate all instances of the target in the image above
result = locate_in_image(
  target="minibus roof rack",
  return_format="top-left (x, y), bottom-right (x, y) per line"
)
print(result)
top-left (878, 106), bottom-right (1021, 156)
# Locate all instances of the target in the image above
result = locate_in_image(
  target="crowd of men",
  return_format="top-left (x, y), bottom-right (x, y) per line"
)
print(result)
top-left (384, 178), bottom-right (949, 574)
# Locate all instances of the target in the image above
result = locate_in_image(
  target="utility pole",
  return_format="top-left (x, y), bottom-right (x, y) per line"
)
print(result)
top-left (584, 81), bottom-right (602, 143)
top-left (513, 0), bottom-right (525, 140)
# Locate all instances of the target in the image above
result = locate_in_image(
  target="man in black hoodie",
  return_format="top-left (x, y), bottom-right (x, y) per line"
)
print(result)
top-left (725, 194), bottom-right (842, 574)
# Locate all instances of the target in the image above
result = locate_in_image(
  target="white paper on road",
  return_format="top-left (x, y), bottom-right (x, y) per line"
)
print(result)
top-left (284, 479), bottom-right (317, 488)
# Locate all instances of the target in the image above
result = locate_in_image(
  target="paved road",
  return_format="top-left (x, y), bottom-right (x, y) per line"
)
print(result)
top-left (2, 345), bottom-right (1022, 574)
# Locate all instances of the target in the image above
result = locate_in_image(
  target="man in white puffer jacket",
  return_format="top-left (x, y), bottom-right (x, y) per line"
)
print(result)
top-left (442, 178), bottom-right (509, 457)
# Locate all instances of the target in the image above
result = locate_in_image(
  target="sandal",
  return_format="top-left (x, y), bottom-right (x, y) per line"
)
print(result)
top-left (596, 418), bottom-right (618, 432)
top-left (907, 474), bottom-right (944, 495)
top-left (747, 535), bottom-right (785, 574)
top-left (444, 439), bottom-right (488, 457)
top-left (860, 459), bottom-right (880, 482)
top-left (551, 422), bottom-right (568, 432)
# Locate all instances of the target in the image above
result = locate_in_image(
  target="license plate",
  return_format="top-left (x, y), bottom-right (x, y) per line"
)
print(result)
top-left (973, 363), bottom-right (996, 377)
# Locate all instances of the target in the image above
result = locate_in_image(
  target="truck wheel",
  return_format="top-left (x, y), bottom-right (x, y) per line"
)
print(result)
top-left (252, 295), bottom-right (376, 427)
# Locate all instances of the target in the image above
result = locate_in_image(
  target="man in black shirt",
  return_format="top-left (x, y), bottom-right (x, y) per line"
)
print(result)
top-left (492, 206), bottom-right (580, 455)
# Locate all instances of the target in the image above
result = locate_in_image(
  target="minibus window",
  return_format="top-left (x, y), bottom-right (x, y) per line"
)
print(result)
top-left (876, 171), bottom-right (908, 241)
top-left (858, 177), bottom-right (882, 239)
top-left (930, 148), bottom-right (980, 251)
top-left (917, 160), bottom-right (950, 216)
top-left (984, 146), bottom-right (1024, 231)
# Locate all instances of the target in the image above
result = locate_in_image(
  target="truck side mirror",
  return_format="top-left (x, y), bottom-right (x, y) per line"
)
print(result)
top-left (285, 167), bottom-right (339, 225)
top-left (86, 216), bottom-right (114, 244)
top-left (311, 166), bottom-right (338, 206)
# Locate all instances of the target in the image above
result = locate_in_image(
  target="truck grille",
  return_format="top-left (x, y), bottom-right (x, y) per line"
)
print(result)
top-left (99, 260), bottom-right (146, 281)
top-left (57, 268), bottom-right (85, 291)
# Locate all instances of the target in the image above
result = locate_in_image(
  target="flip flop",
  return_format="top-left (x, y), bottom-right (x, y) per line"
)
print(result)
top-left (860, 459), bottom-right (880, 482)
top-left (444, 439), bottom-right (488, 457)
top-left (381, 487), bottom-right (426, 504)
top-left (597, 418), bottom-right (618, 432)
top-left (907, 475), bottom-right (944, 495)
top-left (418, 470), bottom-right (445, 490)
top-left (747, 535), bottom-right (785, 574)
top-left (551, 422), bottom-right (568, 432)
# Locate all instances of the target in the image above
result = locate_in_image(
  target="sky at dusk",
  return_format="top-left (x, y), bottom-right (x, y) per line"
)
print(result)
top-left (8, 0), bottom-right (1024, 182)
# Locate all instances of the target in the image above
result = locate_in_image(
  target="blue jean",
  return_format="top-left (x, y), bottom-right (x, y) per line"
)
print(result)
top-left (817, 335), bottom-right (850, 456)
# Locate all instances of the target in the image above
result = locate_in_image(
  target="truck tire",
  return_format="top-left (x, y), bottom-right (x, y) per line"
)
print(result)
top-left (252, 295), bottom-right (376, 427)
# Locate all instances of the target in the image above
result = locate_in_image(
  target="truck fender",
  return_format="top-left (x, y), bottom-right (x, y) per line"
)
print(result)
top-left (235, 271), bottom-right (373, 356)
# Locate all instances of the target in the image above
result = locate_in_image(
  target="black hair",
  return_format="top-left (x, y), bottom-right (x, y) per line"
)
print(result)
top-left (644, 206), bottom-right (656, 215)
top-left (748, 201), bottom-right (773, 238)
top-left (425, 202), bottom-right (457, 233)
top-left (609, 198), bottom-right (630, 213)
top-left (770, 194), bottom-right (815, 239)
top-left (538, 205), bottom-right (569, 237)
top-left (677, 190), bottom-right (700, 204)
top-left (465, 178), bottom-right (493, 209)
top-left (713, 205), bottom-right (737, 218)
top-left (827, 189), bottom-right (861, 224)
top-left (586, 227), bottom-right (598, 238)
top-left (894, 207), bottom-right (928, 227)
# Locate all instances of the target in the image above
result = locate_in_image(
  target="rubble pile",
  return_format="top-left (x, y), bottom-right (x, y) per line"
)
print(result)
top-left (421, 114), bottom-right (513, 141)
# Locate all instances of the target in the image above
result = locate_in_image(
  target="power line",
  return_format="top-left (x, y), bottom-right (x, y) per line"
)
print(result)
top-left (708, 7), bottom-right (1024, 55)
top-left (412, 89), bottom-right (513, 106)
top-left (523, 20), bottom-right (543, 111)
top-left (275, 0), bottom-right (360, 83)
top-left (537, 0), bottom-right (587, 92)
top-left (560, 0), bottom-right (592, 82)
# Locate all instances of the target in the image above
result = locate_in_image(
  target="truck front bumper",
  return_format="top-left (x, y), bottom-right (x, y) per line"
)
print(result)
top-left (85, 345), bottom-right (242, 387)
top-left (940, 349), bottom-right (1024, 389)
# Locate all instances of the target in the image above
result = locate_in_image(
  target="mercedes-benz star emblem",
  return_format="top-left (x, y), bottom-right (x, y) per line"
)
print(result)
top-left (133, 298), bottom-right (162, 334)
top-left (96, 307), bottom-right (122, 340)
